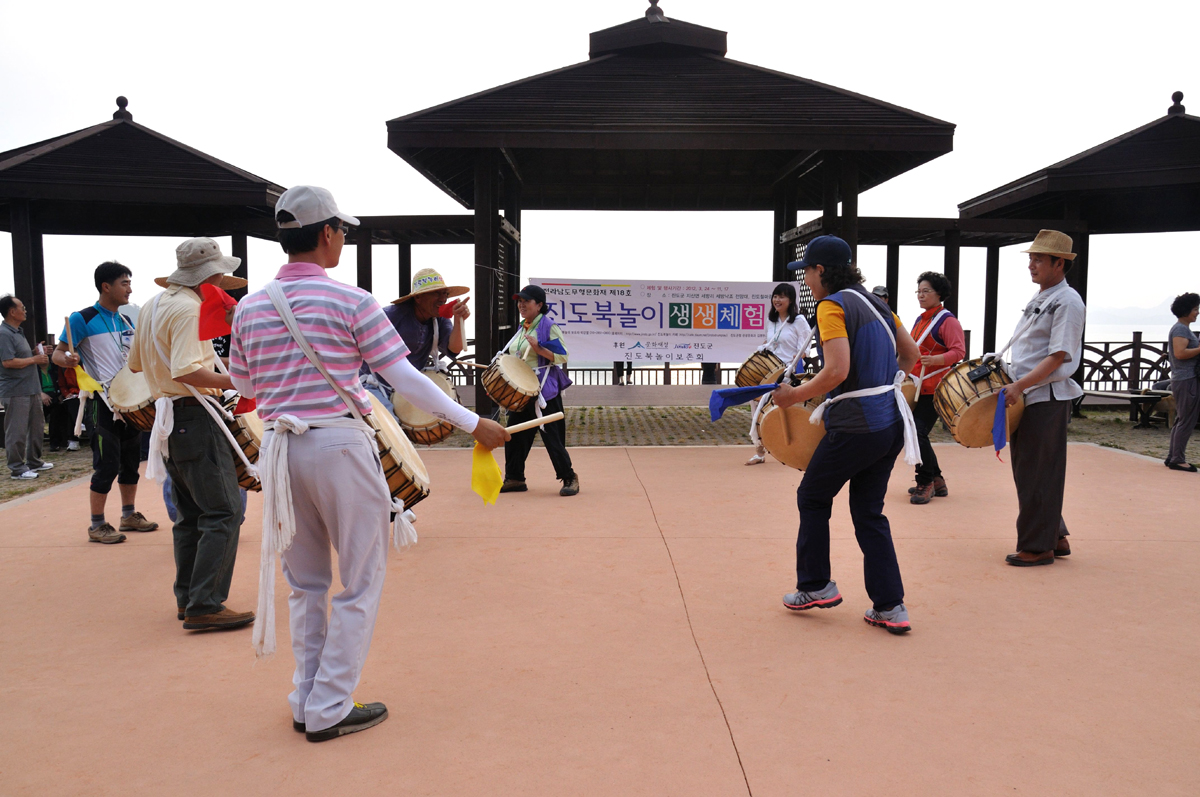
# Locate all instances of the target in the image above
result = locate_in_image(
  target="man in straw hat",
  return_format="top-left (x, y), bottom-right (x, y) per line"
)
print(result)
top-left (997, 230), bottom-right (1085, 567)
top-left (389, 267), bottom-right (470, 369)
top-left (127, 238), bottom-right (255, 629)
top-left (229, 185), bottom-right (507, 742)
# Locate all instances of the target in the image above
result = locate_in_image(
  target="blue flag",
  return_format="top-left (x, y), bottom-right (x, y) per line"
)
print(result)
top-left (710, 385), bottom-right (778, 422)
top-left (992, 387), bottom-right (1007, 460)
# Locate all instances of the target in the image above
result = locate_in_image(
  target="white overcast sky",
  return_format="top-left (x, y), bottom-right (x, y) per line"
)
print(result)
top-left (2, 0), bottom-right (1197, 350)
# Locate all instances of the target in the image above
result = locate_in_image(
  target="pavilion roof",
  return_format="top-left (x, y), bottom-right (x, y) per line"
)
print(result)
top-left (0, 98), bottom-right (283, 237)
top-left (958, 92), bottom-right (1200, 234)
top-left (387, 6), bottom-right (954, 211)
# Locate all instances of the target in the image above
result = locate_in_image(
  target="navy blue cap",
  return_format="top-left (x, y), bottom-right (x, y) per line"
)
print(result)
top-left (787, 235), bottom-right (853, 270)
top-left (514, 284), bottom-right (546, 305)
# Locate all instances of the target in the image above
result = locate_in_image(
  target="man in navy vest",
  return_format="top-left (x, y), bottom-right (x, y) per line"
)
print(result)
top-left (774, 236), bottom-right (921, 634)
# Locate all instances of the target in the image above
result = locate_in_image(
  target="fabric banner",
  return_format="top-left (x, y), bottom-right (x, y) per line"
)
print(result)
top-left (530, 277), bottom-right (787, 363)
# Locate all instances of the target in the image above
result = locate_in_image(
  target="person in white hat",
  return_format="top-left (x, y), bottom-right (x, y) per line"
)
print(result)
top-left (389, 268), bottom-right (470, 367)
top-left (998, 230), bottom-right (1086, 567)
top-left (127, 238), bottom-right (255, 630)
top-left (229, 185), bottom-right (508, 742)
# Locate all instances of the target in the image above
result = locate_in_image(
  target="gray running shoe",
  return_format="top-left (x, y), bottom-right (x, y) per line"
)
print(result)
top-left (864, 604), bottom-right (911, 634)
top-left (783, 581), bottom-right (842, 611)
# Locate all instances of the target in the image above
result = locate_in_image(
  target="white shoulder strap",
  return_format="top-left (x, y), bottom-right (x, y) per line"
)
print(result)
top-left (265, 280), bottom-right (364, 423)
top-left (915, 309), bottom-right (950, 347)
top-left (846, 290), bottom-right (897, 351)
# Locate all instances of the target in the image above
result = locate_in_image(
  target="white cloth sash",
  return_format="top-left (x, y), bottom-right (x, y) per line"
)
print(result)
top-left (253, 280), bottom-right (416, 658)
top-left (911, 308), bottom-right (952, 393)
top-left (808, 291), bottom-right (921, 466)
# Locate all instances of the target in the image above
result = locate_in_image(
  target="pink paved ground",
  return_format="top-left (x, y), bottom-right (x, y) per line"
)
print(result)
top-left (1, 443), bottom-right (1196, 796)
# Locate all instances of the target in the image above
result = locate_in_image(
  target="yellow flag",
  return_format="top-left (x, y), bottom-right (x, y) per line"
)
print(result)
top-left (74, 366), bottom-right (103, 394)
top-left (471, 442), bottom-right (502, 505)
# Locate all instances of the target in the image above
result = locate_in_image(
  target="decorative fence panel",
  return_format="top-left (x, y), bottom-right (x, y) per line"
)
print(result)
top-left (1079, 333), bottom-right (1171, 392)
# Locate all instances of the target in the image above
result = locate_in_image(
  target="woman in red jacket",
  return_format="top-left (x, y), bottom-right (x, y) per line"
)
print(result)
top-left (908, 272), bottom-right (965, 504)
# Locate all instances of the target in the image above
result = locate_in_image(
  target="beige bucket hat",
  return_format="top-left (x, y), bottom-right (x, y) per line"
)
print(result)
top-left (154, 237), bottom-right (248, 289)
top-left (392, 268), bottom-right (469, 304)
top-left (1022, 230), bottom-right (1077, 261)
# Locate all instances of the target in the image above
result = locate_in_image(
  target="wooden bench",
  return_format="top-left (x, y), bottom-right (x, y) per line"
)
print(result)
top-left (1084, 389), bottom-right (1174, 428)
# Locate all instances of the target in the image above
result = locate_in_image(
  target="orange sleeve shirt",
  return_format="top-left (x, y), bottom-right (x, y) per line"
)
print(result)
top-left (816, 302), bottom-right (903, 342)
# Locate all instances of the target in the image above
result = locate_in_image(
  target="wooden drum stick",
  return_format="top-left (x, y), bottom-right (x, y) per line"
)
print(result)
top-left (456, 360), bottom-right (489, 369)
top-left (505, 412), bottom-right (565, 434)
top-left (64, 316), bottom-right (75, 354)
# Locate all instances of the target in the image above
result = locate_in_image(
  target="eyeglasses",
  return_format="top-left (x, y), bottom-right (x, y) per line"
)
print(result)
top-left (915, 289), bottom-right (935, 295)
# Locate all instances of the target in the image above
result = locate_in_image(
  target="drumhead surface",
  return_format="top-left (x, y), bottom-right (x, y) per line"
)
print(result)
top-left (759, 404), bottom-right (826, 470)
top-left (955, 393), bottom-right (1025, 448)
top-left (394, 371), bottom-right (456, 428)
top-left (240, 409), bottom-right (264, 444)
top-left (367, 393), bottom-right (431, 486)
top-left (108, 367), bottom-right (151, 409)
top-left (496, 355), bottom-right (541, 394)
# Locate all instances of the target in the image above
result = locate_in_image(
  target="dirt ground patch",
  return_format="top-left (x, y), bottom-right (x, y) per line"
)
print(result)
top-left (0, 445), bottom-right (93, 503)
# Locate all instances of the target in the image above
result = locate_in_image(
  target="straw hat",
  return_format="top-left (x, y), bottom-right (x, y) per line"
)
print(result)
top-left (1022, 230), bottom-right (1076, 261)
top-left (392, 268), bottom-right (468, 304)
top-left (154, 237), bottom-right (248, 289)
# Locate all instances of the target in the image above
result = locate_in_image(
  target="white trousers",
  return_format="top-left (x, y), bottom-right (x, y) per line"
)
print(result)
top-left (270, 426), bottom-right (392, 732)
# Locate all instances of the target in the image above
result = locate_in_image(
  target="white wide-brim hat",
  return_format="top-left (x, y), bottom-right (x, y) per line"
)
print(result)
top-left (392, 268), bottom-right (469, 304)
top-left (156, 237), bottom-right (246, 288)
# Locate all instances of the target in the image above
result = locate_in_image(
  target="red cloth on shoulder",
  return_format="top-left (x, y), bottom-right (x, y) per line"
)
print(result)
top-left (198, 284), bottom-right (238, 340)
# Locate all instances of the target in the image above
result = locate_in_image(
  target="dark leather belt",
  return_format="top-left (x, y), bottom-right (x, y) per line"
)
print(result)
top-left (174, 396), bottom-right (205, 407)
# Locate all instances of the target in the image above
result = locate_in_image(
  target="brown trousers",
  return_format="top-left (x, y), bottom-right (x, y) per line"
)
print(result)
top-left (1010, 399), bottom-right (1071, 553)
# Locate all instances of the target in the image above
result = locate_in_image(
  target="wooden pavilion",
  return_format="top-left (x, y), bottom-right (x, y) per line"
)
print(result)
top-left (0, 98), bottom-right (284, 345)
top-left (386, 0), bottom-right (955, 409)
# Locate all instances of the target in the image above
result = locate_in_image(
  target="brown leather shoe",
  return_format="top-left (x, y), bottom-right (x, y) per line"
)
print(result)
top-left (87, 523), bottom-right (126, 545)
top-left (182, 608), bottom-right (256, 631)
top-left (1054, 536), bottom-right (1071, 557)
top-left (119, 511), bottom-right (159, 532)
top-left (1005, 550), bottom-right (1054, 567)
top-left (177, 606), bottom-right (186, 621)
top-left (910, 482), bottom-right (934, 505)
top-left (499, 479), bottom-right (527, 493)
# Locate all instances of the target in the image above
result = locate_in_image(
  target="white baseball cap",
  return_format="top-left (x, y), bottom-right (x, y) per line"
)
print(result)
top-left (275, 185), bottom-right (360, 229)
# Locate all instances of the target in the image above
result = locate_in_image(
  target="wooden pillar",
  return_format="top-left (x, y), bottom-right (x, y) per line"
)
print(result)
top-left (772, 181), bottom-right (798, 282)
top-left (983, 244), bottom-right (1000, 354)
top-left (474, 150), bottom-right (501, 414)
top-left (397, 243), bottom-right (412, 295)
top-left (356, 232), bottom-right (372, 293)
top-left (885, 244), bottom-right (900, 313)
top-left (942, 229), bottom-right (961, 316)
top-left (821, 155), bottom-right (840, 237)
top-left (229, 232), bottom-right (248, 301)
top-left (1067, 231), bottom-right (1090, 387)
top-left (9, 200), bottom-right (46, 346)
top-left (839, 158), bottom-right (859, 263)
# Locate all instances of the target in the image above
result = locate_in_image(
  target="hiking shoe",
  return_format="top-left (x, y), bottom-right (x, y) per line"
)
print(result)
top-left (500, 479), bottom-right (527, 493)
top-left (88, 523), bottom-right (126, 545)
top-left (864, 604), bottom-right (911, 634)
top-left (1054, 537), bottom-right (1071, 557)
top-left (182, 608), bottom-right (255, 631)
top-left (908, 476), bottom-right (947, 496)
top-left (560, 476), bottom-right (580, 497)
top-left (783, 581), bottom-right (843, 611)
top-left (35, 462), bottom-right (54, 471)
top-left (306, 702), bottom-right (388, 742)
top-left (119, 511), bottom-right (159, 532)
top-left (10, 470), bottom-right (38, 480)
top-left (910, 482), bottom-right (935, 505)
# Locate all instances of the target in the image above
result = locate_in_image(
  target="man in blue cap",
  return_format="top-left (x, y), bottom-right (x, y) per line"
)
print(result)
top-left (773, 235), bottom-right (921, 634)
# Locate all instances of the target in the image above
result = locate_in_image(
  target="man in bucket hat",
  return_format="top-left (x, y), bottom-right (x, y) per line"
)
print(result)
top-left (229, 185), bottom-right (507, 742)
top-left (128, 238), bottom-right (255, 630)
top-left (997, 230), bottom-right (1085, 567)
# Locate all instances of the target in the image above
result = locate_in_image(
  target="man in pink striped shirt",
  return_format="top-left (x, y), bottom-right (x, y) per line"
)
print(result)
top-left (230, 186), bottom-right (507, 743)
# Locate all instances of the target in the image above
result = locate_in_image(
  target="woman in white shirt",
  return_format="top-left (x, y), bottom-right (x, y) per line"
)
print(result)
top-left (747, 283), bottom-right (813, 465)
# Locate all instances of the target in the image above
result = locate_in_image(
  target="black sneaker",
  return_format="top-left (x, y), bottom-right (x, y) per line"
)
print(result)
top-left (305, 702), bottom-right (388, 742)
top-left (293, 719), bottom-right (306, 733)
top-left (499, 479), bottom-right (527, 493)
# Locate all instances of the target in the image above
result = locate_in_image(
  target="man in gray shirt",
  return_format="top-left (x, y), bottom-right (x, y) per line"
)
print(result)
top-left (1001, 231), bottom-right (1086, 566)
top-left (1, 295), bottom-right (54, 480)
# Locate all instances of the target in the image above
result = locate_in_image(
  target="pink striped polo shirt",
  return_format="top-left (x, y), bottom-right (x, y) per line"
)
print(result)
top-left (229, 262), bottom-right (409, 421)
